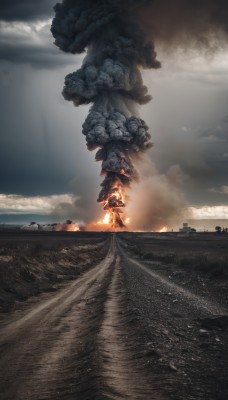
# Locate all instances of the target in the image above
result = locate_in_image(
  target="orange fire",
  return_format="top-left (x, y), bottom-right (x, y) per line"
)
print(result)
top-left (65, 225), bottom-right (80, 232)
top-left (159, 226), bottom-right (168, 232)
top-left (54, 223), bottom-right (80, 232)
top-left (100, 183), bottom-right (126, 229)
top-left (87, 186), bottom-right (130, 231)
top-left (102, 212), bottom-right (111, 225)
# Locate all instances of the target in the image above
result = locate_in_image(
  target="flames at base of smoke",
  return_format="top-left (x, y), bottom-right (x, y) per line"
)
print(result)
top-left (86, 212), bottom-right (128, 232)
top-left (98, 177), bottom-right (126, 228)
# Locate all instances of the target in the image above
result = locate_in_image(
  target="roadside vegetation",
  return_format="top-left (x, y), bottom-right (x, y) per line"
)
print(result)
top-left (140, 252), bottom-right (228, 278)
top-left (120, 233), bottom-right (228, 279)
top-left (0, 236), bottom-right (108, 313)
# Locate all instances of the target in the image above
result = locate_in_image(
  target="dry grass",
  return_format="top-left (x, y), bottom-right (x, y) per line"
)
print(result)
top-left (0, 235), bottom-right (109, 312)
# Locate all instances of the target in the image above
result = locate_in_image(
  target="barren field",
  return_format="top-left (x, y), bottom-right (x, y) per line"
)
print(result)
top-left (0, 231), bottom-right (227, 400)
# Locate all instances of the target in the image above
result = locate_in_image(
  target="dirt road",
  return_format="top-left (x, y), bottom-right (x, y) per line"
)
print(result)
top-left (0, 234), bottom-right (227, 400)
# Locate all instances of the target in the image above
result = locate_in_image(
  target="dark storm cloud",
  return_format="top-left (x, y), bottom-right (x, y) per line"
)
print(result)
top-left (0, 60), bottom-right (101, 222)
top-left (0, 41), bottom-right (75, 69)
top-left (0, 1), bottom-right (56, 22)
top-left (0, 1), bottom-right (73, 69)
top-left (203, 142), bottom-right (228, 190)
top-left (0, 21), bottom-right (79, 68)
top-left (184, 119), bottom-right (228, 205)
top-left (0, 137), bottom-right (73, 196)
top-left (0, 42), bottom-right (68, 69)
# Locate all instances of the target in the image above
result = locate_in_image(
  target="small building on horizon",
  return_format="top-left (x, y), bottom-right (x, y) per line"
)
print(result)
top-left (179, 222), bottom-right (196, 233)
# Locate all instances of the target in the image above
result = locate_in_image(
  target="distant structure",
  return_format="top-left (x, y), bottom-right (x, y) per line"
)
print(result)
top-left (20, 221), bottom-right (80, 232)
top-left (21, 222), bottom-right (40, 231)
top-left (179, 223), bottom-right (195, 233)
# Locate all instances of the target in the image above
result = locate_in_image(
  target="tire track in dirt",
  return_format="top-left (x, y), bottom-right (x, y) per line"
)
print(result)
top-left (32, 245), bottom-right (117, 400)
top-left (98, 254), bottom-right (167, 399)
top-left (0, 239), bottom-right (115, 400)
top-left (30, 235), bottom-right (166, 399)
top-left (0, 234), bottom-right (169, 400)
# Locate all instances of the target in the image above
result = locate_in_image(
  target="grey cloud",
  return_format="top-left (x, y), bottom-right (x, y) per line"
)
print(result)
top-left (199, 122), bottom-right (228, 142)
top-left (0, 43), bottom-right (72, 69)
top-left (0, 1), bottom-right (56, 22)
top-left (221, 185), bottom-right (228, 194)
top-left (0, 21), bottom-right (79, 68)
top-left (209, 186), bottom-right (228, 194)
top-left (0, 63), bottom-right (100, 199)
top-left (0, 130), bottom-right (75, 196)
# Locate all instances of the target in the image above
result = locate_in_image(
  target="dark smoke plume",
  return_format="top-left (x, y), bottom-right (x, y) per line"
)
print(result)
top-left (51, 0), bottom-right (160, 228)
top-left (51, 0), bottom-right (228, 228)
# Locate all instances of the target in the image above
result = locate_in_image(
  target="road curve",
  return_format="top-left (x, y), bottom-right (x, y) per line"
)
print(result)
top-left (0, 234), bottom-right (227, 400)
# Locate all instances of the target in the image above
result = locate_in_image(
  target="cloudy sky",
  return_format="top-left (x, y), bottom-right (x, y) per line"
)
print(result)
top-left (0, 0), bottom-right (228, 228)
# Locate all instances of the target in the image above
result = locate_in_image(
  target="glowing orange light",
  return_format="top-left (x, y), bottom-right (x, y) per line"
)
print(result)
top-left (63, 224), bottom-right (80, 232)
top-left (103, 212), bottom-right (111, 225)
top-left (159, 226), bottom-right (168, 232)
top-left (87, 182), bottom-right (130, 231)
top-left (54, 223), bottom-right (80, 232)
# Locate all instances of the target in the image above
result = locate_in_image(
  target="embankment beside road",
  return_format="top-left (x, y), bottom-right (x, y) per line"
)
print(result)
top-left (0, 233), bottom-right (108, 312)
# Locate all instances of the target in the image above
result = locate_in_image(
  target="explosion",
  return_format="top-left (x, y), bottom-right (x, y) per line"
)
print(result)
top-left (51, 1), bottom-right (228, 231)
top-left (51, 0), bottom-right (160, 229)
top-left (101, 182), bottom-right (126, 228)
top-left (93, 184), bottom-right (127, 230)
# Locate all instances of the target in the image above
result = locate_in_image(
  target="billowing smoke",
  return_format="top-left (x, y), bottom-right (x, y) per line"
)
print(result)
top-left (51, 0), bottom-right (228, 229)
top-left (51, 0), bottom-right (160, 228)
top-left (126, 163), bottom-right (190, 231)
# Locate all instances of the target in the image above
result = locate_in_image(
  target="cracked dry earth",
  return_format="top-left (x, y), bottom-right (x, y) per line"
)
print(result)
top-left (0, 233), bottom-right (227, 400)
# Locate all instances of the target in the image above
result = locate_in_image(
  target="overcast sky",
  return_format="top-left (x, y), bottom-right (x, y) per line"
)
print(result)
top-left (0, 1), bottom-right (228, 227)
